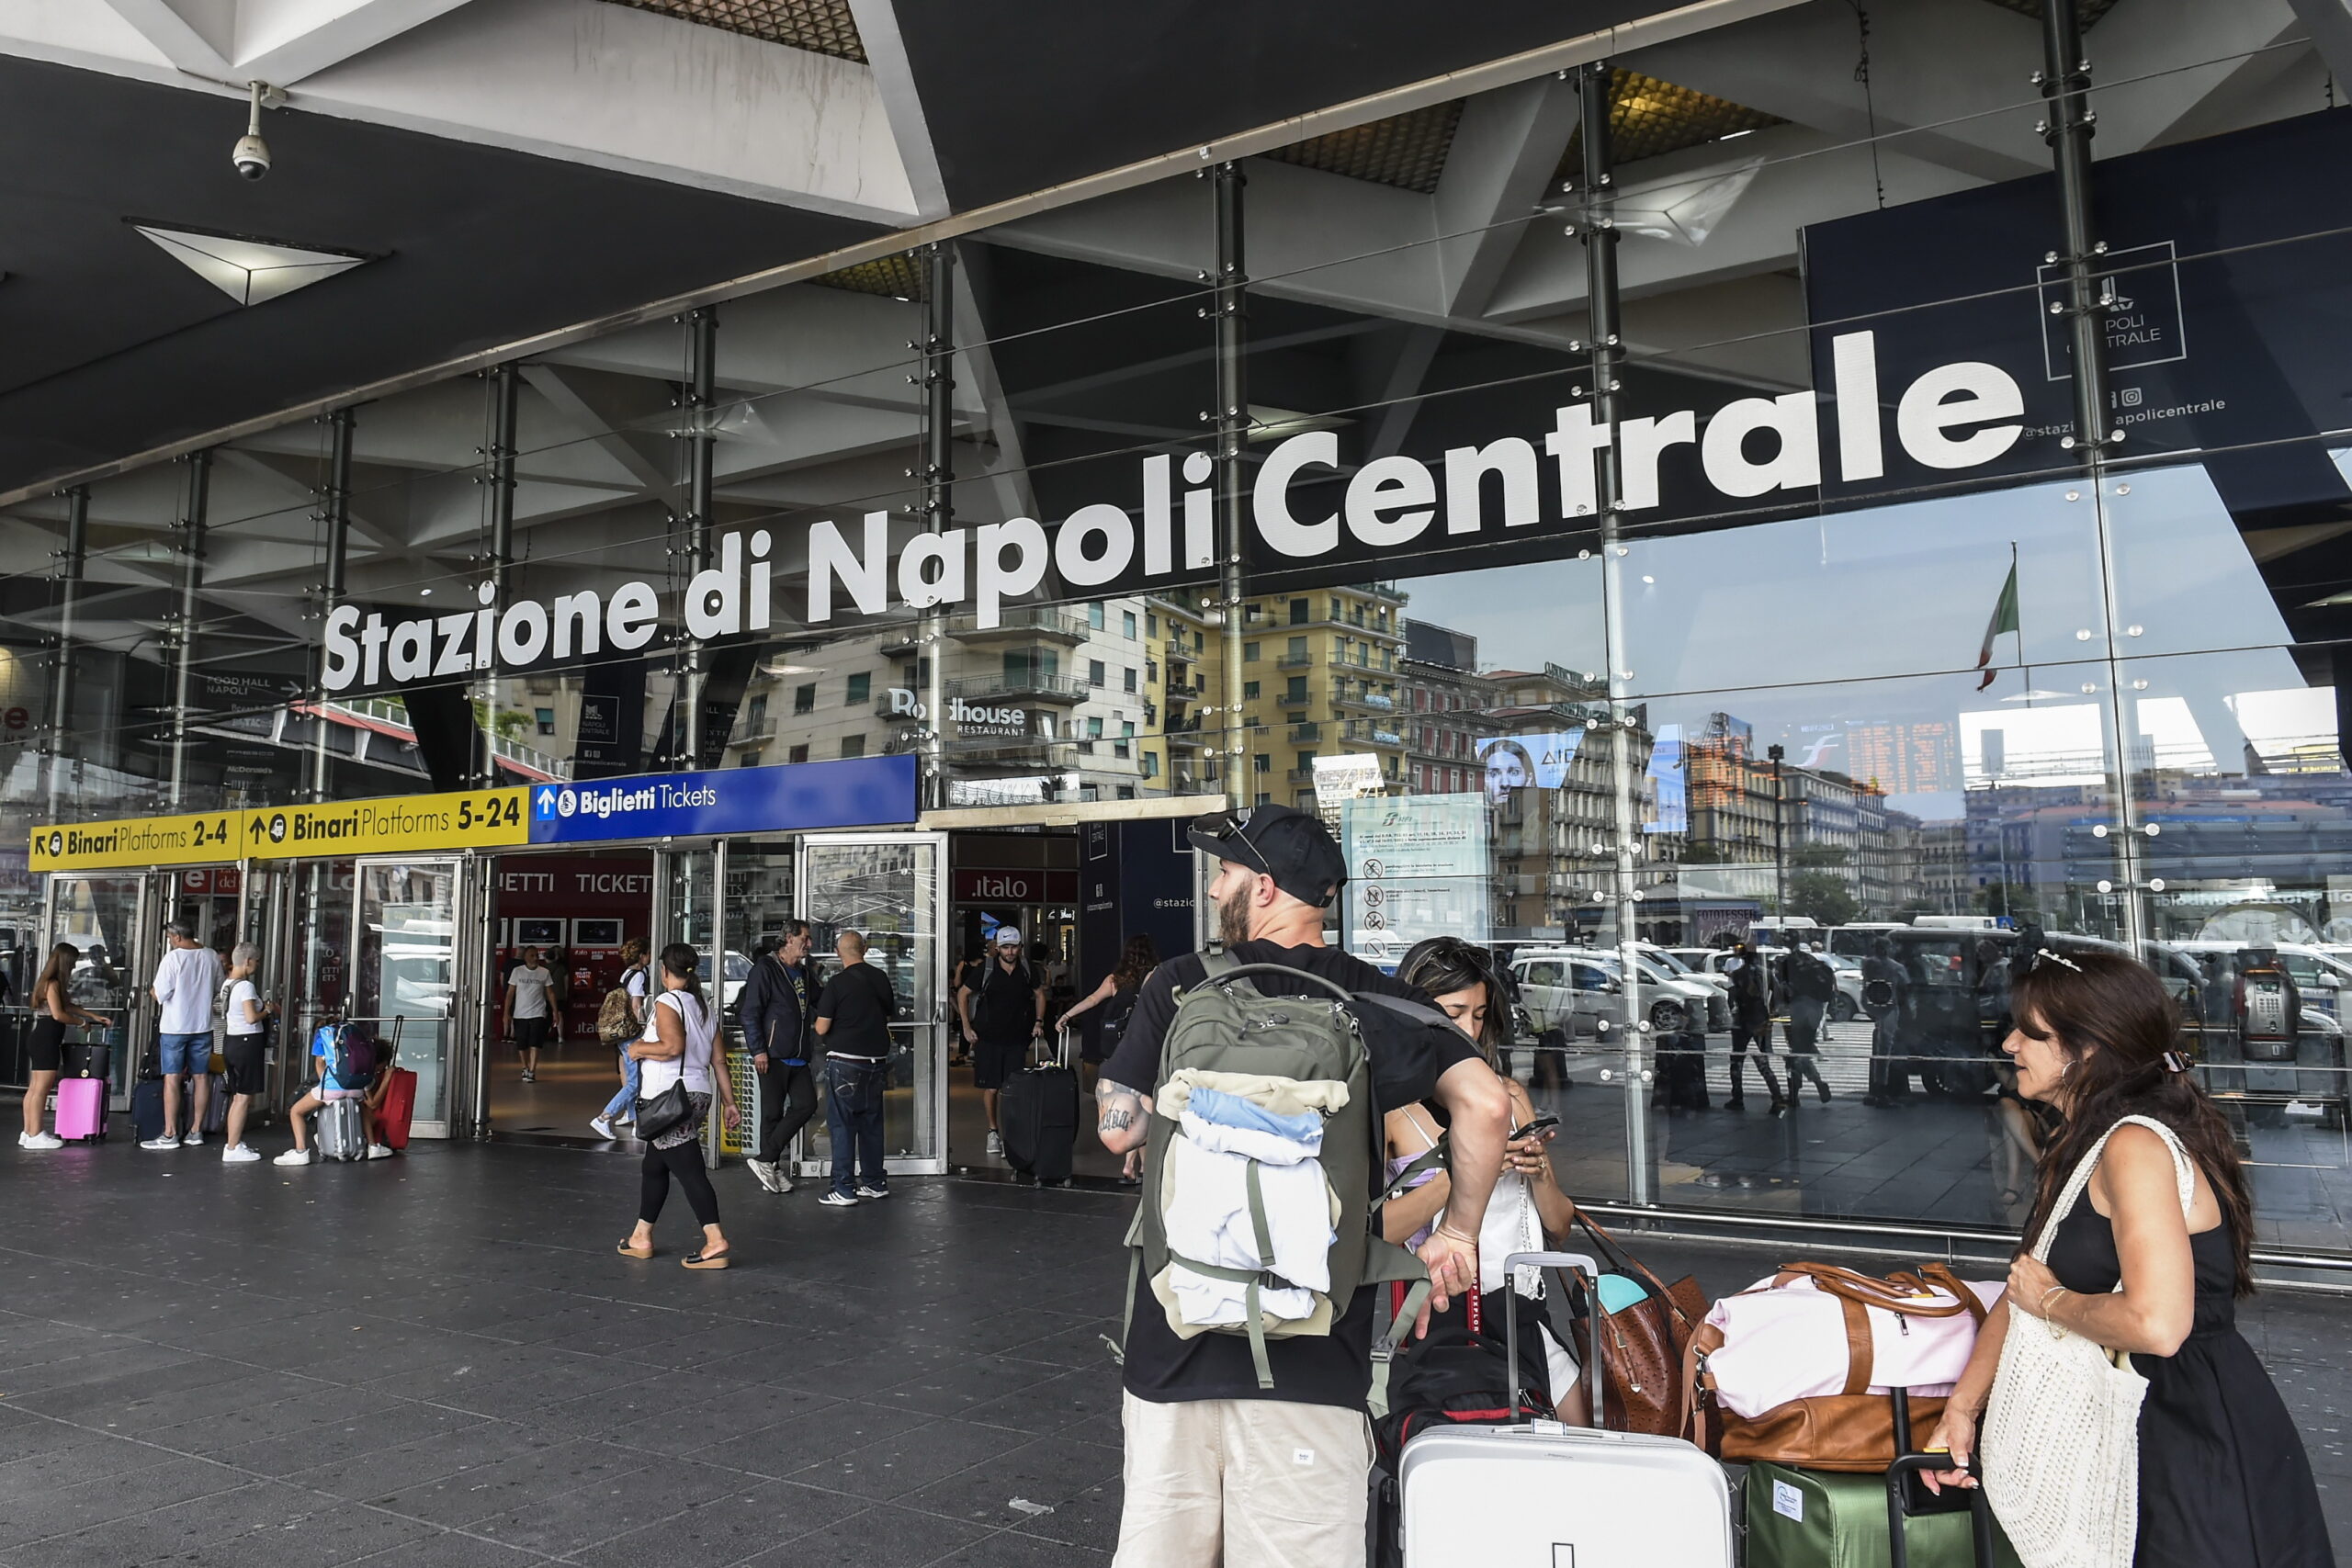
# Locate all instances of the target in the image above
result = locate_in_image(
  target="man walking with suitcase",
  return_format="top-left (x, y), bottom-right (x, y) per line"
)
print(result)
top-left (1095, 805), bottom-right (1511, 1567)
top-left (741, 921), bottom-right (819, 1194)
top-left (958, 927), bottom-right (1046, 1158)
top-left (145, 919), bottom-right (220, 1150)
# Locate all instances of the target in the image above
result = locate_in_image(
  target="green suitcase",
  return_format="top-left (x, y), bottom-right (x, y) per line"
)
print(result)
top-left (1743, 1461), bottom-right (2021, 1568)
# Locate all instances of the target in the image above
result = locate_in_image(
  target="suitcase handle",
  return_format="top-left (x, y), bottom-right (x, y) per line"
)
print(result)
top-left (1885, 1453), bottom-right (1994, 1568)
top-left (1500, 1250), bottom-right (1603, 1426)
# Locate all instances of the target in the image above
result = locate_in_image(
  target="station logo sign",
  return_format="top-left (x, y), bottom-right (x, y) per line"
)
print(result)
top-left (318, 332), bottom-right (2025, 695)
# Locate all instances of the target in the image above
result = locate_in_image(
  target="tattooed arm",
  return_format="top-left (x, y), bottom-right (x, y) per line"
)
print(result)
top-left (1097, 1076), bottom-right (1151, 1155)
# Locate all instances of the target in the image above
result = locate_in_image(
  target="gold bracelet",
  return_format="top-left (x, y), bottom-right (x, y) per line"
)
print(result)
top-left (2039, 1284), bottom-right (2068, 1318)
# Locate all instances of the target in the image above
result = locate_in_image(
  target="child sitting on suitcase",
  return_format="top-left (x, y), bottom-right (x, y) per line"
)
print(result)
top-left (275, 1022), bottom-right (389, 1165)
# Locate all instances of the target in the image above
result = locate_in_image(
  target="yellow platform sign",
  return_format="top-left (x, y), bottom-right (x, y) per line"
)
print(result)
top-left (31, 787), bottom-right (529, 872)
top-left (29, 813), bottom-right (243, 872)
top-left (241, 788), bottom-right (528, 860)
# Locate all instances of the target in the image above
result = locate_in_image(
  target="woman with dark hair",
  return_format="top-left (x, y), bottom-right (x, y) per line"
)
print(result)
top-left (1923, 950), bottom-right (2329, 1567)
top-left (1482, 738), bottom-right (1537, 801)
top-left (22, 942), bottom-right (107, 1149)
top-left (1055, 933), bottom-right (1159, 1054)
top-left (1379, 936), bottom-right (1589, 1422)
top-left (617, 942), bottom-right (738, 1269)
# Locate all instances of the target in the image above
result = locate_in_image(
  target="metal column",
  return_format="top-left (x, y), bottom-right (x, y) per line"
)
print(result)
top-left (166, 449), bottom-right (212, 810)
top-left (481, 365), bottom-right (519, 787)
top-left (919, 246), bottom-right (956, 811)
top-left (45, 485), bottom-right (88, 818)
top-left (2040, 0), bottom-right (2147, 948)
top-left (1212, 164), bottom-right (1250, 810)
top-left (1572, 62), bottom-right (1652, 1204)
top-left (678, 308), bottom-right (718, 770)
top-left (313, 408), bottom-right (354, 801)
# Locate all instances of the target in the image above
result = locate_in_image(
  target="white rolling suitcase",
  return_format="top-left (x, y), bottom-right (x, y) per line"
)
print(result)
top-left (1394, 1250), bottom-right (1735, 1567)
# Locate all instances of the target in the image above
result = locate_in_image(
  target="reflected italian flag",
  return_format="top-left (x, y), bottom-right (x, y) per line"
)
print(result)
top-left (1976, 552), bottom-right (2020, 691)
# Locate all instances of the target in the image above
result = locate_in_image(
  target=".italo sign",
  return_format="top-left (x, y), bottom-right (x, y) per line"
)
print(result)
top-left (321, 330), bottom-right (2017, 694)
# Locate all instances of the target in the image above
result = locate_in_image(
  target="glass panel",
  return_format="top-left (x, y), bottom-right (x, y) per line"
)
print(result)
top-left (354, 862), bottom-right (459, 1126)
top-left (46, 874), bottom-right (144, 1088)
top-left (798, 838), bottom-right (941, 1168)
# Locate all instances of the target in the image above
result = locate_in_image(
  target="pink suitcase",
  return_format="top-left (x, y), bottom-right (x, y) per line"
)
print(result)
top-left (54, 1077), bottom-right (106, 1142)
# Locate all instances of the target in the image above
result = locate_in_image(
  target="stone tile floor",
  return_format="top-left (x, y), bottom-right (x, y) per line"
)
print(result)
top-left (0, 1137), bottom-right (2343, 1565)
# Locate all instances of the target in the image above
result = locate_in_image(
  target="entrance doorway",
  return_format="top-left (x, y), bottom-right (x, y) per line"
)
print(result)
top-left (482, 851), bottom-right (657, 1143)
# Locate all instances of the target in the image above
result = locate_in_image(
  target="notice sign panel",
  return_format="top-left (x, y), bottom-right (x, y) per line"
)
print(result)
top-left (1340, 793), bottom-right (1491, 969)
top-left (244, 788), bottom-right (529, 860)
top-left (30, 811), bottom-right (243, 872)
top-left (527, 755), bottom-right (917, 844)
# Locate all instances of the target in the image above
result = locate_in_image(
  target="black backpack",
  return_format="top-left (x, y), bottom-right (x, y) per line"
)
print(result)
top-left (1368, 1283), bottom-right (1558, 1568)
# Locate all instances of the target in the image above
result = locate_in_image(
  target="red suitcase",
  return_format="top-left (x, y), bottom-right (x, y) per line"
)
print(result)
top-left (376, 1066), bottom-right (417, 1151)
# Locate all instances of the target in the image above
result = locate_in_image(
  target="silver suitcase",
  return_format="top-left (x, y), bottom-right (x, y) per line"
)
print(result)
top-left (1395, 1250), bottom-right (1735, 1567)
top-left (317, 1098), bottom-right (368, 1161)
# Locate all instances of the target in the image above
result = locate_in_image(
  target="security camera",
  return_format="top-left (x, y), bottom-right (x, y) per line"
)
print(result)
top-left (232, 81), bottom-right (275, 180)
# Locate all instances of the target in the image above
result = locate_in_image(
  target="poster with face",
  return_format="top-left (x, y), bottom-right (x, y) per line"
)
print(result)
top-left (1476, 730), bottom-right (1584, 799)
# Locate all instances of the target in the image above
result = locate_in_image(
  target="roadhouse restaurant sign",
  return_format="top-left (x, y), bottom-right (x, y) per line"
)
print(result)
top-left (320, 331), bottom-right (2021, 694)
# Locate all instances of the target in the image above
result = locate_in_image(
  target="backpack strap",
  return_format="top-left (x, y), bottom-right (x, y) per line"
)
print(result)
top-left (1368, 1276), bottom-right (1432, 1420)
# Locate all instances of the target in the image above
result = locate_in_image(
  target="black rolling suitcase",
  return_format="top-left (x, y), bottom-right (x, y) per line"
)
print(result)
top-left (1000, 1027), bottom-right (1079, 1184)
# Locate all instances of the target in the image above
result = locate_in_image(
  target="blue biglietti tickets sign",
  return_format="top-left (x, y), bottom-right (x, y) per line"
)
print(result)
top-left (527, 755), bottom-right (917, 843)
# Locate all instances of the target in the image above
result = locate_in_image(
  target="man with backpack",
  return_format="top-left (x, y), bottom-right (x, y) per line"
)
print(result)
top-left (1095, 804), bottom-right (1511, 1567)
top-left (740, 921), bottom-right (820, 1194)
top-left (958, 926), bottom-right (1047, 1157)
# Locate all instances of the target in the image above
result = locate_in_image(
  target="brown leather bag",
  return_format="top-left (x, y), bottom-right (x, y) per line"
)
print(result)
top-left (1682, 1261), bottom-right (1988, 1472)
top-left (1569, 1213), bottom-right (1706, 1436)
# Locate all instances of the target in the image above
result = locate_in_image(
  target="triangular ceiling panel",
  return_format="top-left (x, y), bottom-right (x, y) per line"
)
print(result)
top-left (134, 225), bottom-right (368, 306)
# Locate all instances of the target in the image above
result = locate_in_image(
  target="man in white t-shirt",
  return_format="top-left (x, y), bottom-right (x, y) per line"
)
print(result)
top-left (146, 919), bottom-right (222, 1150)
top-left (506, 947), bottom-right (560, 1083)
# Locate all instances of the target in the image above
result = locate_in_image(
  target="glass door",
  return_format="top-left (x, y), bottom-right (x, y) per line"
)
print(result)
top-left (795, 831), bottom-right (948, 1178)
top-left (352, 859), bottom-right (474, 1137)
top-left (40, 873), bottom-right (153, 1100)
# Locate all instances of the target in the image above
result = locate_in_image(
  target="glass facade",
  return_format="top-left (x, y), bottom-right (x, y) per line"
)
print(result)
top-left (9, 18), bottom-right (2352, 1255)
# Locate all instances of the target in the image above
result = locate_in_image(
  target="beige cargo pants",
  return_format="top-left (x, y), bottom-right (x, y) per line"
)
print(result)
top-left (1114, 1390), bottom-right (1374, 1568)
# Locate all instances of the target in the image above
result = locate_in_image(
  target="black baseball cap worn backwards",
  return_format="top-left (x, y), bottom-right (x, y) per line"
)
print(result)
top-left (1188, 804), bottom-right (1348, 909)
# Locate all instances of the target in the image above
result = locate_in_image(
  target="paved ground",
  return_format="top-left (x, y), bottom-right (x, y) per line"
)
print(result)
top-left (0, 1137), bottom-right (2345, 1567)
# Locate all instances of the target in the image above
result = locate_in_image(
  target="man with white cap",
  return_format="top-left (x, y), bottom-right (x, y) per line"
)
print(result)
top-left (957, 924), bottom-right (1046, 1156)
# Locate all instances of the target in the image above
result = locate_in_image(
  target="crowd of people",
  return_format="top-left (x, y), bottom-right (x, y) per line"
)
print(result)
top-left (6, 802), bottom-right (2337, 1565)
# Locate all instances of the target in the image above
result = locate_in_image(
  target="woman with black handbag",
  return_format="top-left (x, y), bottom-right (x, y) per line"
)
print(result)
top-left (617, 943), bottom-right (739, 1269)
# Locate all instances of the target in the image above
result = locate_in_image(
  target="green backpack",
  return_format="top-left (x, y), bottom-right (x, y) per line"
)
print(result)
top-left (1125, 952), bottom-right (1441, 1404)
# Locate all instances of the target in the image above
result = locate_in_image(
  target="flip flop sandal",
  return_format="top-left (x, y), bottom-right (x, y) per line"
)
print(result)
top-left (616, 1239), bottom-right (655, 1258)
top-left (683, 1248), bottom-right (731, 1270)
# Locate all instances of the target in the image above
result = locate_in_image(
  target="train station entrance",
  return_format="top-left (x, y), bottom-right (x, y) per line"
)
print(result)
top-left (27, 765), bottom-right (1217, 1185)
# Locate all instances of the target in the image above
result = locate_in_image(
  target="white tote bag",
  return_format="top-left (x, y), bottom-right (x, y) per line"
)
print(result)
top-left (1983, 1114), bottom-right (2197, 1568)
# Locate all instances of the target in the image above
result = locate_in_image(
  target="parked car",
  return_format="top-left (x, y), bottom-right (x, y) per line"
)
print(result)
top-left (1510, 946), bottom-right (1726, 1038)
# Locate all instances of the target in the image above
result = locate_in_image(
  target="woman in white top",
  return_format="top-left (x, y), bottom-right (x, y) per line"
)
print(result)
top-left (1381, 937), bottom-right (1589, 1423)
top-left (218, 942), bottom-right (278, 1164)
top-left (618, 943), bottom-right (739, 1269)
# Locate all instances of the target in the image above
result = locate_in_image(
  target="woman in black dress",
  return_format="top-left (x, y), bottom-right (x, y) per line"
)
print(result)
top-left (21, 942), bottom-right (108, 1149)
top-left (1924, 950), bottom-right (2330, 1567)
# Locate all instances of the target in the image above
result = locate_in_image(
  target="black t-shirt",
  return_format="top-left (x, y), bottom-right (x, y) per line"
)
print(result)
top-left (1100, 940), bottom-right (1480, 1412)
top-left (815, 964), bottom-right (896, 1059)
top-left (967, 958), bottom-right (1040, 1041)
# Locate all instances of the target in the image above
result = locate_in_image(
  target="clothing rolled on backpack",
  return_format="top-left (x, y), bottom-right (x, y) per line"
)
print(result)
top-left (1160, 1134), bottom-right (1338, 1330)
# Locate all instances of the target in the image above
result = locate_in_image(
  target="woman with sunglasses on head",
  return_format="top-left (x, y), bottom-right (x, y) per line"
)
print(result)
top-left (1922, 949), bottom-right (2328, 1567)
top-left (1380, 936), bottom-right (1589, 1423)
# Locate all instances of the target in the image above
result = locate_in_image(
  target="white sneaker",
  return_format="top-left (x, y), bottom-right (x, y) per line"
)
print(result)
top-left (985, 1131), bottom-right (1004, 1156)
top-left (589, 1116), bottom-right (616, 1140)
top-left (366, 1145), bottom-right (393, 1160)
top-left (181, 1131), bottom-right (203, 1147)
top-left (18, 1132), bottom-right (62, 1150)
top-left (273, 1148), bottom-right (314, 1167)
top-left (818, 1190), bottom-right (859, 1208)
top-left (773, 1171), bottom-right (795, 1193)
top-left (141, 1135), bottom-right (180, 1151)
top-left (855, 1185), bottom-right (891, 1201)
top-left (746, 1158), bottom-right (782, 1193)
top-left (220, 1144), bottom-right (261, 1164)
